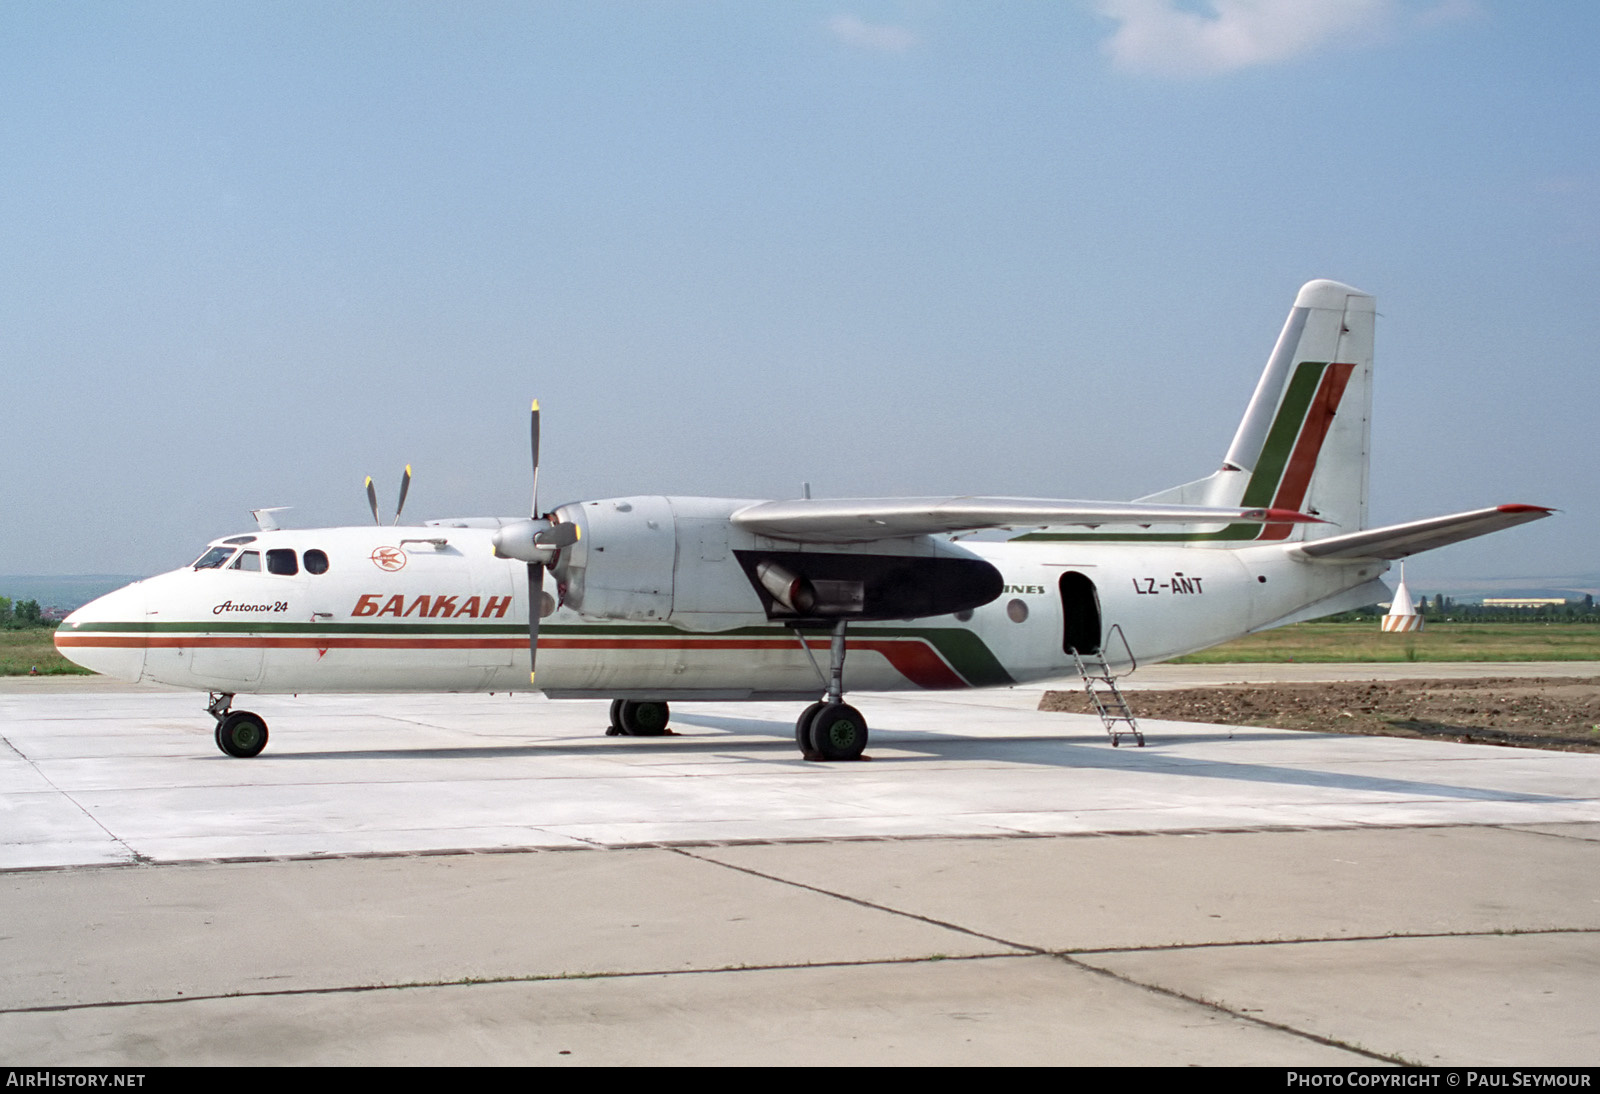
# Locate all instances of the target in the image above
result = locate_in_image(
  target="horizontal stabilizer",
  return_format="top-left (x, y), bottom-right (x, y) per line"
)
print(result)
top-left (733, 497), bottom-right (1320, 545)
top-left (1291, 505), bottom-right (1554, 562)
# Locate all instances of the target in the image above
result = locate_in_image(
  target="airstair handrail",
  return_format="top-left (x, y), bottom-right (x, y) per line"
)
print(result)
top-left (1104, 622), bottom-right (1137, 677)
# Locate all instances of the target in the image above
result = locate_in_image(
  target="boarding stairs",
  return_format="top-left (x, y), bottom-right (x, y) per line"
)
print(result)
top-left (1071, 624), bottom-right (1144, 747)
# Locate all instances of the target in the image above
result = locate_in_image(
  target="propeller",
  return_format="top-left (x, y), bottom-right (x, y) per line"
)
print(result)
top-left (491, 400), bottom-right (579, 684)
top-left (394, 465), bottom-right (411, 525)
top-left (364, 466), bottom-right (413, 525)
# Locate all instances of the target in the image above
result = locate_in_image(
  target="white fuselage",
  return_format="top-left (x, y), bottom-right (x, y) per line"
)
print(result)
top-left (57, 523), bottom-right (1388, 697)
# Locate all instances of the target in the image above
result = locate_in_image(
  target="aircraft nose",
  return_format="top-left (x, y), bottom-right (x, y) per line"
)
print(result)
top-left (55, 582), bottom-right (148, 682)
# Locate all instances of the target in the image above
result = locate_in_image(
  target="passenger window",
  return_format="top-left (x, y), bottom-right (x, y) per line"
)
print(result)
top-left (266, 549), bottom-right (298, 576)
top-left (193, 547), bottom-right (235, 570)
top-left (304, 549), bottom-right (330, 575)
top-left (229, 551), bottom-right (261, 572)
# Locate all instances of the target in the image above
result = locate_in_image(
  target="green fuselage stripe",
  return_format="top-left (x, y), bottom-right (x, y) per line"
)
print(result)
top-left (59, 620), bottom-right (1016, 688)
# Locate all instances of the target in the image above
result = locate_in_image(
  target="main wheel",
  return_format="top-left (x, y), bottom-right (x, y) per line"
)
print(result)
top-left (216, 711), bottom-right (269, 758)
top-left (606, 698), bottom-right (626, 736)
top-left (808, 703), bottom-right (867, 762)
top-left (795, 701), bottom-right (827, 752)
top-left (618, 700), bottom-right (671, 736)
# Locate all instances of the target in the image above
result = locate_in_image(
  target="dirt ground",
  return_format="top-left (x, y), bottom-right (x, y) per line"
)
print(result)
top-left (1040, 677), bottom-right (1600, 753)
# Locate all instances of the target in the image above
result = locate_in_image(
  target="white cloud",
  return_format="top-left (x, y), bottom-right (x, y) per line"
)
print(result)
top-left (1097, 0), bottom-right (1395, 77)
top-left (827, 13), bottom-right (919, 53)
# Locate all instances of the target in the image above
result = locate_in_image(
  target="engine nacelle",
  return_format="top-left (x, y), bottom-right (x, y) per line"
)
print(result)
top-left (549, 495), bottom-right (1003, 632)
top-left (549, 496), bottom-right (682, 623)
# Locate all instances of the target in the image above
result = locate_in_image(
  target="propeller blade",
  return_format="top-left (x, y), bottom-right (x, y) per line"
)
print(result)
top-left (529, 399), bottom-right (541, 519)
top-left (527, 561), bottom-right (543, 684)
top-left (393, 465), bottom-right (412, 525)
top-left (524, 401), bottom-right (548, 684)
top-left (365, 477), bottom-right (380, 525)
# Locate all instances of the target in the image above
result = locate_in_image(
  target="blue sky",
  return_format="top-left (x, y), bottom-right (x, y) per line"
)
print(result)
top-left (3, 1), bottom-right (1594, 582)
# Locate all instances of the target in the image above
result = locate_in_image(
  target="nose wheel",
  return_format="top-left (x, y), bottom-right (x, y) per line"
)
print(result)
top-left (208, 693), bottom-right (269, 758)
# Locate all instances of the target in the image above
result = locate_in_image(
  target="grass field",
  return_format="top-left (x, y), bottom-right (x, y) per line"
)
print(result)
top-left (1171, 622), bottom-right (1600, 663)
top-left (0, 630), bottom-right (91, 676)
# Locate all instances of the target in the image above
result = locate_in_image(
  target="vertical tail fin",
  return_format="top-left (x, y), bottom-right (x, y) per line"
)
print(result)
top-left (1137, 279), bottom-right (1374, 541)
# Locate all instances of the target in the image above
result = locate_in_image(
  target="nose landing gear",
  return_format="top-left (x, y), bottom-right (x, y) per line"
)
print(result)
top-left (208, 692), bottom-right (269, 758)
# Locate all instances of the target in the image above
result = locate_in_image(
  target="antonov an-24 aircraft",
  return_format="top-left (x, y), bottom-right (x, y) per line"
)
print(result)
top-left (58, 280), bottom-right (1551, 761)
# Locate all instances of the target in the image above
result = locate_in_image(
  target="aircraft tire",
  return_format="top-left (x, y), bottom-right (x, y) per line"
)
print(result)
top-left (216, 711), bottom-right (269, 758)
top-left (619, 700), bottom-right (670, 736)
top-left (808, 703), bottom-right (867, 762)
top-left (795, 701), bottom-right (827, 752)
top-left (606, 699), bottom-right (626, 736)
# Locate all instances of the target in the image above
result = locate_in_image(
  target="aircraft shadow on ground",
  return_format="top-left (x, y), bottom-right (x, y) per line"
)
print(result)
top-left (257, 709), bottom-right (1576, 806)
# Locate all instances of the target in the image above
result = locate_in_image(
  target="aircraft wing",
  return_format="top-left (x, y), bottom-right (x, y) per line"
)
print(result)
top-left (731, 496), bottom-right (1320, 545)
top-left (1290, 504), bottom-right (1554, 562)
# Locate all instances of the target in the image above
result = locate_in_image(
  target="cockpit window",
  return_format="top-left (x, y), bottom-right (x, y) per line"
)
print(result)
top-left (223, 535), bottom-right (258, 545)
top-left (266, 549), bottom-right (298, 576)
top-left (229, 550), bottom-right (261, 572)
top-left (303, 549), bottom-right (330, 575)
top-left (193, 547), bottom-right (236, 570)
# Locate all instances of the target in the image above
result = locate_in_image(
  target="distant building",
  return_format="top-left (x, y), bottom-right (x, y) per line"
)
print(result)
top-left (1480, 598), bottom-right (1569, 609)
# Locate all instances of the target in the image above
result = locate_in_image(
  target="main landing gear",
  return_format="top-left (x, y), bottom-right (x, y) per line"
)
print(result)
top-left (607, 699), bottom-right (672, 737)
top-left (795, 700), bottom-right (868, 762)
top-left (792, 621), bottom-right (869, 762)
top-left (208, 692), bottom-right (269, 758)
top-left (598, 622), bottom-right (870, 762)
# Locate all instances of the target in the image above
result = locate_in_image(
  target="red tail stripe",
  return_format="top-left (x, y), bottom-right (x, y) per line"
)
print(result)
top-left (1262, 362), bottom-right (1355, 541)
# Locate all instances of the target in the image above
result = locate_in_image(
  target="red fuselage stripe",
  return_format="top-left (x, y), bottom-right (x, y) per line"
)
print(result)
top-left (55, 634), bottom-right (971, 690)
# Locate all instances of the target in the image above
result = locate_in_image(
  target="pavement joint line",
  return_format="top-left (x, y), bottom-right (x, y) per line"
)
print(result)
top-left (1059, 925), bottom-right (1600, 956)
top-left (672, 847), bottom-right (1427, 1065)
top-left (0, 952), bottom-right (1032, 1018)
top-left (1492, 823), bottom-right (1600, 844)
top-left (2, 743), bottom-right (144, 867)
top-left (671, 846), bottom-right (1059, 955)
top-left (0, 819), bottom-right (1567, 874)
top-left (1052, 951), bottom-right (1415, 1066)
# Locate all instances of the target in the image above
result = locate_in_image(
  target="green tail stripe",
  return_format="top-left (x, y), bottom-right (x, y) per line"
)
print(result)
top-left (1239, 360), bottom-right (1328, 508)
